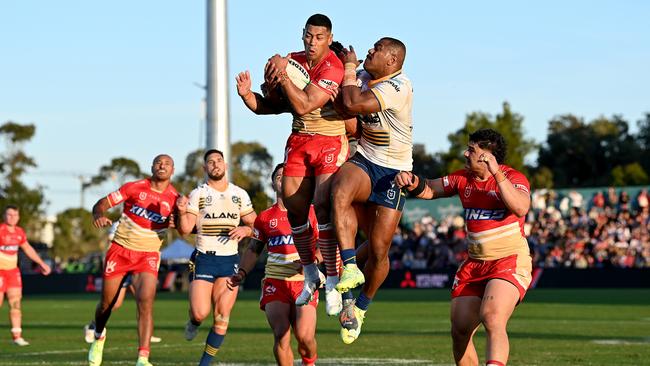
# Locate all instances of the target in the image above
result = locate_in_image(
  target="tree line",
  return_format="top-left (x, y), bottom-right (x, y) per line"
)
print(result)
top-left (2, 102), bottom-right (649, 258)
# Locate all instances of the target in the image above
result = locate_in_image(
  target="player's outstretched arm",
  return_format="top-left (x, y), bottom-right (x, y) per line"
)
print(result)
top-left (20, 241), bottom-right (51, 275)
top-left (236, 71), bottom-right (284, 115)
top-left (395, 171), bottom-right (447, 200)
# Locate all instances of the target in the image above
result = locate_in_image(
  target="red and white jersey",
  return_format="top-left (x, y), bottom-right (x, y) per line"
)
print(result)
top-left (290, 50), bottom-right (346, 137)
top-left (254, 203), bottom-right (318, 281)
top-left (107, 179), bottom-right (179, 252)
top-left (0, 224), bottom-right (27, 270)
top-left (442, 166), bottom-right (531, 260)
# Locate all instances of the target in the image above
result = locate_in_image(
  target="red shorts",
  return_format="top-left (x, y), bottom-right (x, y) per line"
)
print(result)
top-left (103, 242), bottom-right (160, 279)
top-left (283, 132), bottom-right (348, 177)
top-left (0, 267), bottom-right (22, 292)
top-left (451, 254), bottom-right (532, 302)
top-left (259, 278), bottom-right (318, 310)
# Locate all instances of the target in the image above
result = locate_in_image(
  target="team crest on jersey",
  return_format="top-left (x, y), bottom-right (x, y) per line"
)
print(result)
top-left (464, 185), bottom-right (472, 198)
top-left (487, 190), bottom-right (500, 200)
top-left (269, 219), bottom-right (278, 229)
top-left (139, 192), bottom-right (147, 201)
top-left (324, 154), bottom-right (334, 164)
top-left (232, 196), bottom-right (241, 205)
top-left (161, 201), bottom-right (171, 211)
top-left (206, 195), bottom-right (212, 204)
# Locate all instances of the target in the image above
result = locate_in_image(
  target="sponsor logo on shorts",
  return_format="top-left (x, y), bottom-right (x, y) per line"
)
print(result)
top-left (147, 256), bottom-right (159, 270)
top-left (264, 284), bottom-right (277, 296)
top-left (387, 189), bottom-right (396, 201)
top-left (105, 260), bottom-right (117, 274)
top-left (195, 274), bottom-right (213, 280)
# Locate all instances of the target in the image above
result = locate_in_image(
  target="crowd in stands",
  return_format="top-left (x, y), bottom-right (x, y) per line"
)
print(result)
top-left (390, 187), bottom-right (650, 270)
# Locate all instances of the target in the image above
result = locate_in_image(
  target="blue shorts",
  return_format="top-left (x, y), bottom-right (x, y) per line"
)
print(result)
top-left (189, 250), bottom-right (239, 283)
top-left (348, 152), bottom-right (406, 211)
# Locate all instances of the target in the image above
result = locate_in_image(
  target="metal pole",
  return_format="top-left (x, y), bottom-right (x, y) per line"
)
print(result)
top-left (206, 0), bottom-right (230, 164)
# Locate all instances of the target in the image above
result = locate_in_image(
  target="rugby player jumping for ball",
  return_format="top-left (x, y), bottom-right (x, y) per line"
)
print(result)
top-left (236, 13), bottom-right (348, 316)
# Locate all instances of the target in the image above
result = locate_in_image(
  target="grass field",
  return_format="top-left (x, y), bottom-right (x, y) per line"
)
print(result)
top-left (0, 289), bottom-right (648, 365)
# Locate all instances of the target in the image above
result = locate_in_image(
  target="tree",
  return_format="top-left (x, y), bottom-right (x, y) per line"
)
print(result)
top-left (230, 142), bottom-right (274, 212)
top-left (637, 113), bottom-right (650, 176)
top-left (538, 114), bottom-right (643, 187)
top-left (441, 102), bottom-right (536, 174)
top-left (411, 143), bottom-right (443, 178)
top-left (52, 208), bottom-right (106, 258)
top-left (0, 121), bottom-right (45, 235)
top-left (85, 157), bottom-right (144, 188)
top-left (610, 163), bottom-right (649, 186)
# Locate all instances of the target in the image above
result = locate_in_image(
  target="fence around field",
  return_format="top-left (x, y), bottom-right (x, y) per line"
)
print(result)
top-left (21, 267), bottom-right (650, 294)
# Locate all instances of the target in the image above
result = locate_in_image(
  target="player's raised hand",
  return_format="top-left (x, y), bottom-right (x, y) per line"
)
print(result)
top-left (478, 151), bottom-right (499, 175)
top-left (93, 216), bottom-right (112, 229)
top-left (394, 171), bottom-right (415, 189)
top-left (176, 195), bottom-right (188, 214)
top-left (342, 45), bottom-right (361, 67)
top-left (236, 71), bottom-right (252, 97)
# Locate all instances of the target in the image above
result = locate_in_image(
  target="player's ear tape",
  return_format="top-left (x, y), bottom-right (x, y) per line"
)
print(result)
top-left (408, 174), bottom-right (427, 197)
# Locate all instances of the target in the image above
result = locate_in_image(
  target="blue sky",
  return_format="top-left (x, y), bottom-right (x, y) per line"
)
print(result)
top-left (1, 1), bottom-right (649, 215)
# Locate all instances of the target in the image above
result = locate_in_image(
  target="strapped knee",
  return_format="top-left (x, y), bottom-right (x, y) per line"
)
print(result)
top-left (215, 314), bottom-right (230, 331)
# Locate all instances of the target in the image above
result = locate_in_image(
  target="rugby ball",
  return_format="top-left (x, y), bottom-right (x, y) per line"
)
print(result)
top-left (286, 58), bottom-right (310, 90)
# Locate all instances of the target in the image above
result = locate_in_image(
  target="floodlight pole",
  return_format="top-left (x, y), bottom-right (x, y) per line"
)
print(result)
top-left (206, 0), bottom-right (230, 164)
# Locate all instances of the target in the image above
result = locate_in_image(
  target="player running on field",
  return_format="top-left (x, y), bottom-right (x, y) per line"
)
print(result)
top-left (176, 149), bottom-right (256, 366)
top-left (87, 154), bottom-right (179, 366)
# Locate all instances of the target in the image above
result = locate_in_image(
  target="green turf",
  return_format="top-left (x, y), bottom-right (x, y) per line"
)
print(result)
top-left (0, 289), bottom-right (648, 365)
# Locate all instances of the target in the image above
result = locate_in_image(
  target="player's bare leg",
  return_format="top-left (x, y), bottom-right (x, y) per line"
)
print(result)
top-left (94, 275), bottom-right (127, 335)
top-left (481, 279), bottom-right (520, 365)
top-left (186, 279), bottom-right (214, 340)
top-left (332, 163), bottom-right (371, 293)
top-left (89, 274), bottom-right (125, 365)
top-left (293, 302), bottom-right (318, 365)
top-left (451, 296), bottom-right (482, 366)
top-left (361, 205), bottom-right (401, 298)
top-left (7, 288), bottom-right (28, 345)
top-left (314, 172), bottom-right (343, 315)
top-left (197, 277), bottom-right (238, 366)
top-left (265, 302), bottom-right (294, 366)
top-left (283, 175), bottom-right (320, 305)
top-left (132, 272), bottom-right (157, 364)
